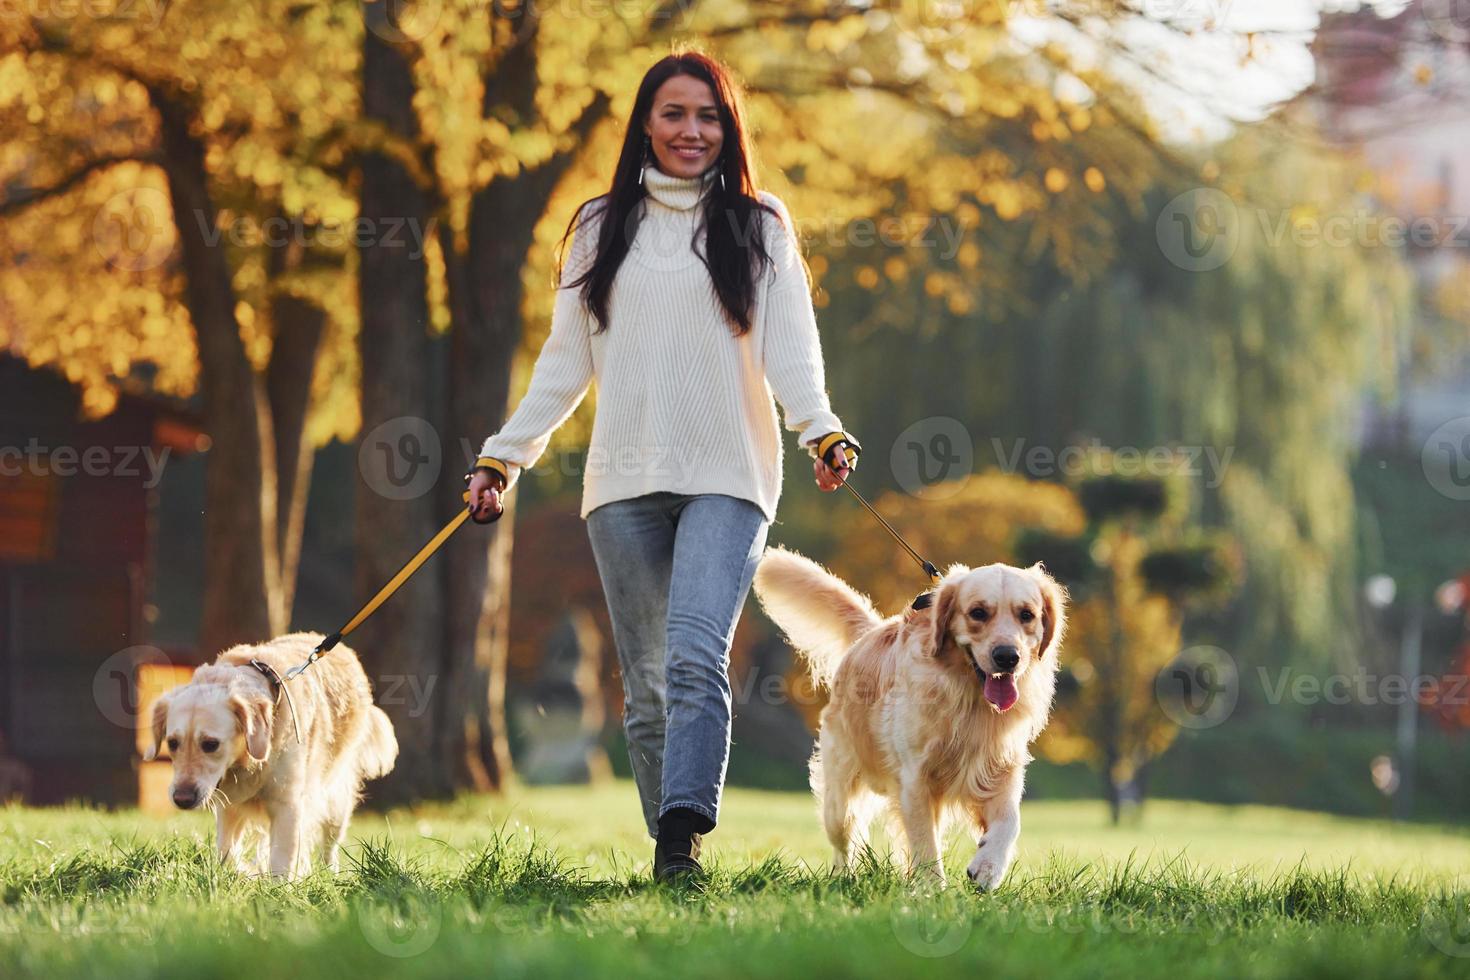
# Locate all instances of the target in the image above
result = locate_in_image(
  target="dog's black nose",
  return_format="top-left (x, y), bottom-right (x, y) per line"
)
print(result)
top-left (991, 646), bottom-right (1019, 672)
top-left (172, 788), bottom-right (199, 809)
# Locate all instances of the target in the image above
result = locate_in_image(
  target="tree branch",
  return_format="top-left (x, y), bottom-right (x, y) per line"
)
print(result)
top-left (699, 5), bottom-right (857, 40)
top-left (0, 151), bottom-right (163, 216)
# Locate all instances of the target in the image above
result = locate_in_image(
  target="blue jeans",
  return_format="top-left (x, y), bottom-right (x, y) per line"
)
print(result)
top-left (586, 492), bottom-right (770, 839)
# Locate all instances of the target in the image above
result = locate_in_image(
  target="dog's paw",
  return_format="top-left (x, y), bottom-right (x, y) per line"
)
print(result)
top-left (965, 849), bottom-right (1009, 891)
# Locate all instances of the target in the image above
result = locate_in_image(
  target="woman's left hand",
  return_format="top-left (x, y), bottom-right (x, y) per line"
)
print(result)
top-left (814, 445), bottom-right (850, 492)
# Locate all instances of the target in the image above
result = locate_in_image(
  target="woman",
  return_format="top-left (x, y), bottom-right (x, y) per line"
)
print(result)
top-left (464, 50), bottom-right (860, 884)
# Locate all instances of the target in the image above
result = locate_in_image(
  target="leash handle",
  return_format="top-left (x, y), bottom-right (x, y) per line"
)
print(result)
top-left (814, 431), bottom-right (863, 471)
top-left (466, 457), bottom-right (509, 524)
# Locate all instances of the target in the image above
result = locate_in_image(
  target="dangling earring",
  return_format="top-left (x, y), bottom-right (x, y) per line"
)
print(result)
top-left (719, 170), bottom-right (726, 193)
top-left (638, 135), bottom-right (650, 186)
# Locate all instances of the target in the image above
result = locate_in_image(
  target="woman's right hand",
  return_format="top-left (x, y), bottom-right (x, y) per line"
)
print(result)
top-left (466, 468), bottom-right (507, 524)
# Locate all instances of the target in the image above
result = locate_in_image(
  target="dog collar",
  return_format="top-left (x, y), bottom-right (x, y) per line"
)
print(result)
top-left (248, 659), bottom-right (303, 745)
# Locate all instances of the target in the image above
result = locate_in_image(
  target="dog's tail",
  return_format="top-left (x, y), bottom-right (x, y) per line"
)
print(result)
top-left (752, 546), bottom-right (882, 688)
top-left (359, 706), bottom-right (399, 780)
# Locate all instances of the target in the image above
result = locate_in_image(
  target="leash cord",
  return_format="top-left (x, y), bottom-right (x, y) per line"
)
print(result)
top-left (285, 503), bottom-right (474, 681)
top-left (817, 447), bottom-right (943, 602)
top-left (835, 474), bottom-right (941, 586)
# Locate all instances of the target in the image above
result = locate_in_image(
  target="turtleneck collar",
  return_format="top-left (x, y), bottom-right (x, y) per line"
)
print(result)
top-left (643, 164), bottom-right (718, 212)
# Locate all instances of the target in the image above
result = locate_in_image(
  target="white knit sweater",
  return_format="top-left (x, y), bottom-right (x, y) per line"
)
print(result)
top-left (478, 164), bottom-right (846, 523)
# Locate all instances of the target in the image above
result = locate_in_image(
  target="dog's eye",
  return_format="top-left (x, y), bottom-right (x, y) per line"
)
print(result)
top-left (968, 608), bottom-right (990, 622)
top-left (200, 738), bottom-right (220, 754)
top-left (167, 738), bottom-right (179, 752)
top-left (1019, 608), bottom-right (1036, 623)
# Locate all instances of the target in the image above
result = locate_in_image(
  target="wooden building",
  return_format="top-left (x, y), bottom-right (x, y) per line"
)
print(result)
top-left (0, 356), bottom-right (207, 807)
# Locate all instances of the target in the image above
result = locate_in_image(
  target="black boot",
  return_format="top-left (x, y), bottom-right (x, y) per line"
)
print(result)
top-left (654, 808), bottom-right (707, 886)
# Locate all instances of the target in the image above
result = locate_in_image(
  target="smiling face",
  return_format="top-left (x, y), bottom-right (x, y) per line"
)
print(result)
top-left (642, 73), bottom-right (725, 179)
top-left (929, 563), bottom-right (1068, 712)
top-left (146, 679), bottom-right (273, 809)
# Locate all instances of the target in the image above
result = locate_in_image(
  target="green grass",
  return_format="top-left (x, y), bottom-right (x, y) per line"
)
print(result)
top-left (4, 783), bottom-right (1470, 978)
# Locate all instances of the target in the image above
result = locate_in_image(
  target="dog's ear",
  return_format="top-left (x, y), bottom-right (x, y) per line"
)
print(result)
top-left (231, 693), bottom-right (274, 763)
top-left (143, 690), bottom-right (172, 761)
top-left (929, 579), bottom-right (959, 658)
top-left (1030, 562), bottom-right (1069, 659)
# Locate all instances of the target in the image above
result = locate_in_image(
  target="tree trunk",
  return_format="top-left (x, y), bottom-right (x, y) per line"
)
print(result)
top-left (1098, 566), bottom-right (1125, 826)
top-left (356, 25), bottom-right (449, 802)
top-left (153, 87), bottom-right (277, 653)
top-left (429, 6), bottom-right (610, 793)
top-left (1103, 767), bottom-right (1122, 827)
top-left (1133, 760), bottom-right (1152, 818)
top-left (1105, 743), bottom-right (1123, 828)
top-left (355, 3), bottom-right (622, 800)
top-left (435, 215), bottom-right (517, 792)
top-left (265, 232), bottom-right (329, 624)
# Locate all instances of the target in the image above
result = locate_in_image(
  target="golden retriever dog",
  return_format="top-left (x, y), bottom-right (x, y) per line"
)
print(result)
top-left (145, 632), bottom-right (398, 879)
top-left (752, 548), bottom-right (1067, 889)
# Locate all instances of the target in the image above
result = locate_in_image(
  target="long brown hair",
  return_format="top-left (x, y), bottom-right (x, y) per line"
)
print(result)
top-left (557, 50), bottom-right (786, 337)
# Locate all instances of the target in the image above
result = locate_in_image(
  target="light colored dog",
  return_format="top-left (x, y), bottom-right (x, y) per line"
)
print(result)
top-left (753, 548), bottom-right (1067, 889)
top-left (145, 632), bottom-right (398, 879)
